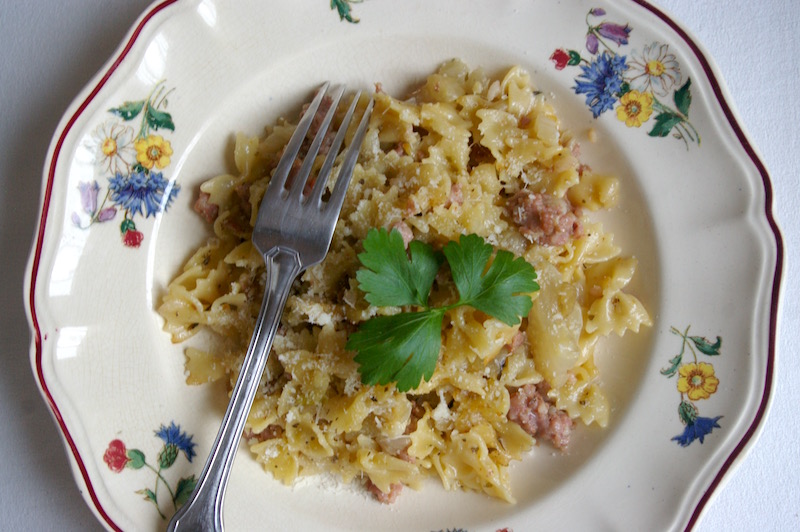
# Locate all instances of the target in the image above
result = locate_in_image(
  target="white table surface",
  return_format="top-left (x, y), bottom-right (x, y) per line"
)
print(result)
top-left (1, 1), bottom-right (796, 530)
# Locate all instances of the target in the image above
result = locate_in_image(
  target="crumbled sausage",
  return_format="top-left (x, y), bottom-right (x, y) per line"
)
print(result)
top-left (243, 424), bottom-right (284, 443)
top-left (447, 183), bottom-right (463, 207)
top-left (405, 401), bottom-right (426, 435)
top-left (507, 190), bottom-right (582, 246)
top-left (366, 479), bottom-right (403, 504)
top-left (507, 383), bottom-right (572, 450)
top-left (300, 92), bottom-right (335, 157)
top-left (390, 220), bottom-right (414, 248)
top-left (194, 191), bottom-right (218, 223)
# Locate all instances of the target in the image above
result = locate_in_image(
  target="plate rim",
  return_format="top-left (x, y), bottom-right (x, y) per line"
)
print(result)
top-left (632, 0), bottom-right (783, 527)
top-left (25, 2), bottom-right (181, 530)
top-left (23, 0), bottom-right (784, 530)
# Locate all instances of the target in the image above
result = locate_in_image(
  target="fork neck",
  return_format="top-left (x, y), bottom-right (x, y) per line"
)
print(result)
top-left (264, 246), bottom-right (303, 287)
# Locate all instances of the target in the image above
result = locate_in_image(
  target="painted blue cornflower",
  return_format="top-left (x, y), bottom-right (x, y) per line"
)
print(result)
top-left (108, 170), bottom-right (180, 218)
top-left (672, 416), bottom-right (723, 447)
top-left (573, 51), bottom-right (628, 118)
top-left (155, 421), bottom-right (197, 462)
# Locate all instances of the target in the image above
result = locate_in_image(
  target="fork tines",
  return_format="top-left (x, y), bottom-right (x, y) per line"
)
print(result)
top-left (267, 83), bottom-right (373, 210)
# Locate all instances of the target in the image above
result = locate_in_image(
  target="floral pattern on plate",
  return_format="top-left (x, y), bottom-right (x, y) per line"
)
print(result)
top-left (103, 422), bottom-right (197, 520)
top-left (550, 7), bottom-right (700, 148)
top-left (661, 326), bottom-right (724, 446)
top-left (72, 81), bottom-right (180, 248)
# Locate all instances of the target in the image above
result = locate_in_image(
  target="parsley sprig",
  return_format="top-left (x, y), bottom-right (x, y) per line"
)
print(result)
top-left (346, 228), bottom-right (539, 391)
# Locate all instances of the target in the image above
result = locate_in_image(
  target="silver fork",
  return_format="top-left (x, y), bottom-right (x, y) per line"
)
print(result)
top-left (168, 83), bottom-right (373, 532)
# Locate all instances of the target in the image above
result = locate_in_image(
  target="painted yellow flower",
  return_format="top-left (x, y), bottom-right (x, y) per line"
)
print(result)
top-left (616, 90), bottom-right (654, 128)
top-left (134, 135), bottom-right (173, 170)
top-left (677, 362), bottom-right (719, 401)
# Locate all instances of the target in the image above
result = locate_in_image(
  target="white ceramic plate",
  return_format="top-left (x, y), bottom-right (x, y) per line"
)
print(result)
top-left (25, 1), bottom-right (783, 530)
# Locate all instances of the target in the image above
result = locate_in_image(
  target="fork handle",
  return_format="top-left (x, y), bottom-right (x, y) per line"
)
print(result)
top-left (168, 247), bottom-right (302, 532)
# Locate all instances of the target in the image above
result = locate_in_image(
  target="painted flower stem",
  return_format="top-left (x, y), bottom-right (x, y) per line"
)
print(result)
top-left (152, 83), bottom-right (173, 110)
top-left (145, 462), bottom-right (179, 512)
top-left (145, 465), bottom-right (168, 519)
top-left (589, 29), bottom-right (618, 55)
top-left (652, 97), bottom-right (681, 120)
top-left (651, 97), bottom-right (699, 140)
top-left (90, 189), bottom-right (113, 225)
top-left (650, 90), bottom-right (700, 148)
top-left (677, 119), bottom-right (701, 145)
top-left (671, 324), bottom-right (698, 363)
top-left (137, 80), bottom-right (166, 140)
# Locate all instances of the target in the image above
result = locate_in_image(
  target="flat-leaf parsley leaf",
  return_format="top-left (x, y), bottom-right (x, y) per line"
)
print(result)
top-left (355, 227), bottom-right (443, 308)
top-left (443, 234), bottom-right (540, 326)
top-left (346, 229), bottom-right (539, 391)
top-left (345, 311), bottom-right (444, 392)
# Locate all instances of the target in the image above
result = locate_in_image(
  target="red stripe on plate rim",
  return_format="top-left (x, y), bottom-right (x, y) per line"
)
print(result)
top-left (27, 1), bottom-right (180, 530)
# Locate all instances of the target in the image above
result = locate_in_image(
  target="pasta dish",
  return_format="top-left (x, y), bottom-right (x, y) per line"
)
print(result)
top-left (157, 59), bottom-right (651, 503)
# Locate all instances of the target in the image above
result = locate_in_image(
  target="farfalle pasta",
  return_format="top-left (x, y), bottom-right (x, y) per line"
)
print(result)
top-left (158, 59), bottom-right (651, 503)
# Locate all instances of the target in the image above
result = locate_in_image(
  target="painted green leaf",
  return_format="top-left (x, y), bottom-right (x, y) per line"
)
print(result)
top-left (648, 112), bottom-right (683, 138)
top-left (120, 218), bottom-right (136, 233)
top-left (567, 50), bottom-right (582, 66)
top-left (138, 487), bottom-right (158, 504)
top-left (145, 105), bottom-right (175, 131)
top-left (331, 0), bottom-right (359, 23)
top-left (109, 100), bottom-right (145, 121)
top-left (678, 400), bottom-right (698, 425)
top-left (126, 449), bottom-right (146, 469)
top-left (660, 353), bottom-right (682, 377)
top-left (690, 335), bottom-right (722, 356)
top-left (674, 78), bottom-right (692, 116)
top-left (174, 475), bottom-right (198, 506)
